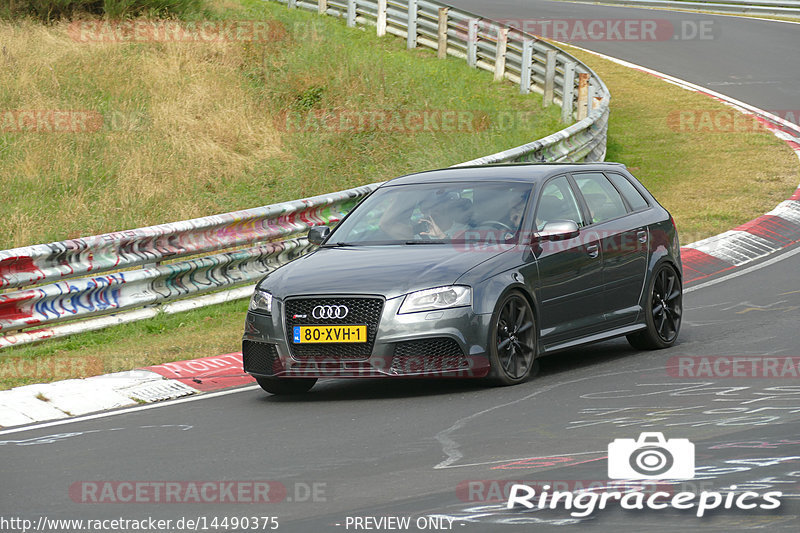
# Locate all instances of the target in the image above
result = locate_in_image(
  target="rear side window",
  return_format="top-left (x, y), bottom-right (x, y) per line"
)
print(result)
top-left (572, 172), bottom-right (628, 224)
top-left (606, 172), bottom-right (649, 211)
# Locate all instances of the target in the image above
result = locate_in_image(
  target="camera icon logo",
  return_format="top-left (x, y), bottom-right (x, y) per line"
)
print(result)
top-left (607, 432), bottom-right (695, 480)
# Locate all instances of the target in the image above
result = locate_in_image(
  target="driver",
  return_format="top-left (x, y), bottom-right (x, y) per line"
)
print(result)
top-left (417, 195), bottom-right (471, 239)
top-left (477, 192), bottom-right (529, 243)
top-left (507, 195), bottom-right (527, 230)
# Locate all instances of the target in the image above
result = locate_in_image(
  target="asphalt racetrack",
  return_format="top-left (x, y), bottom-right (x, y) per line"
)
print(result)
top-left (2, 2), bottom-right (799, 532)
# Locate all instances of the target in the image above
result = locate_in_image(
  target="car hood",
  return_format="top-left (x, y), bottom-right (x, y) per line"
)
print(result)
top-left (258, 245), bottom-right (503, 300)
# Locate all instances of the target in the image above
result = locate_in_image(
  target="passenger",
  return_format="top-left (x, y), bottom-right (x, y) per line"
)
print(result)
top-left (378, 191), bottom-right (471, 240)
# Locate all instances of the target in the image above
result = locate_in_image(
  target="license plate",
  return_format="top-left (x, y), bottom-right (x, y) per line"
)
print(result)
top-left (293, 325), bottom-right (367, 343)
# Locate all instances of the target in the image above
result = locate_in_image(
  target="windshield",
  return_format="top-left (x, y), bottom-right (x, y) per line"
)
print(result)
top-left (327, 181), bottom-right (534, 245)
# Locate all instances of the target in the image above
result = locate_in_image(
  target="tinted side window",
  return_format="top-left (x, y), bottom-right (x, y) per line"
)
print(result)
top-left (606, 172), bottom-right (649, 211)
top-left (573, 172), bottom-right (628, 224)
top-left (535, 176), bottom-right (583, 231)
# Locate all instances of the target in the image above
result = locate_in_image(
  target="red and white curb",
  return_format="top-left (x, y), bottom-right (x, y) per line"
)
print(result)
top-left (570, 47), bottom-right (800, 284)
top-left (143, 352), bottom-right (254, 391)
top-left (3, 48), bottom-right (800, 429)
top-left (0, 354), bottom-right (250, 428)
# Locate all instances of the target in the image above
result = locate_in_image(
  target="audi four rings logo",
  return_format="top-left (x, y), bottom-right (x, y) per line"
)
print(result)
top-left (312, 305), bottom-right (349, 319)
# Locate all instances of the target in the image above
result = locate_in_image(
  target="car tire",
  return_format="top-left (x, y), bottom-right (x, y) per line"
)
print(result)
top-left (487, 291), bottom-right (539, 386)
top-left (255, 377), bottom-right (317, 395)
top-left (627, 263), bottom-right (682, 350)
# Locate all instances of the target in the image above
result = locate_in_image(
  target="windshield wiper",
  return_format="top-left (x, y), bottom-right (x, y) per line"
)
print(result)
top-left (404, 240), bottom-right (446, 245)
top-left (320, 242), bottom-right (357, 248)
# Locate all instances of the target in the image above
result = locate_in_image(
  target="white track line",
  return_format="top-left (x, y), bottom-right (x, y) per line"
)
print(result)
top-left (685, 242), bottom-right (800, 293)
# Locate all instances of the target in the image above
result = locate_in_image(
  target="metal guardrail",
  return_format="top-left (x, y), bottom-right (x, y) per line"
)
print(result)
top-left (0, 0), bottom-right (610, 348)
top-left (0, 185), bottom-right (379, 341)
top-left (570, 0), bottom-right (800, 17)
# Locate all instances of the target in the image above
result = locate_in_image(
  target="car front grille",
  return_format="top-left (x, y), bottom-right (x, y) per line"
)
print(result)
top-left (284, 297), bottom-right (384, 360)
top-left (242, 340), bottom-right (280, 375)
top-left (391, 337), bottom-right (466, 374)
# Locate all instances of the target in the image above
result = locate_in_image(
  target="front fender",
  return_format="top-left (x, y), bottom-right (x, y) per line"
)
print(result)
top-left (473, 271), bottom-right (535, 317)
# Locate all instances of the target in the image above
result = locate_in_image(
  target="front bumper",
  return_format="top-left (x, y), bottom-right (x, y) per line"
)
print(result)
top-left (242, 295), bottom-right (492, 379)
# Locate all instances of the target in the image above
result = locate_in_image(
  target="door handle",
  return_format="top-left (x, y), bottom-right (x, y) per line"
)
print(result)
top-left (637, 230), bottom-right (648, 243)
top-left (587, 244), bottom-right (599, 258)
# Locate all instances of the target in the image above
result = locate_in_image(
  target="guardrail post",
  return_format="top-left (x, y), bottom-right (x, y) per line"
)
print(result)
top-left (347, 0), bottom-right (357, 27)
top-left (561, 61), bottom-right (576, 124)
top-left (288, 0), bottom-right (296, 8)
top-left (377, 0), bottom-right (387, 37)
top-left (577, 73), bottom-right (590, 120)
top-left (407, 0), bottom-right (418, 49)
top-left (520, 39), bottom-right (533, 94)
top-left (437, 7), bottom-right (449, 59)
top-left (467, 19), bottom-right (478, 68)
top-left (587, 81), bottom-right (596, 114)
top-left (494, 28), bottom-right (508, 82)
top-left (318, 0), bottom-right (327, 14)
top-left (543, 49), bottom-right (557, 107)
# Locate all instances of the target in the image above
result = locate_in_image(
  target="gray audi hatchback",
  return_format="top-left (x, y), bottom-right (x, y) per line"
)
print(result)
top-left (243, 163), bottom-right (682, 394)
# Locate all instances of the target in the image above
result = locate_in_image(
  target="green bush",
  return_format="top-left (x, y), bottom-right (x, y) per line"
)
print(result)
top-left (1, 0), bottom-right (203, 21)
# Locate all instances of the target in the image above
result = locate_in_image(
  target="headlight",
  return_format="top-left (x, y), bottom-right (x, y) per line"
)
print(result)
top-left (249, 289), bottom-right (273, 314)
top-left (398, 286), bottom-right (471, 314)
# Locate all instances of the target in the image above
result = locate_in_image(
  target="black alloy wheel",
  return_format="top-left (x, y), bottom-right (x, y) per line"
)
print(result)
top-left (628, 263), bottom-right (682, 349)
top-left (488, 292), bottom-right (538, 385)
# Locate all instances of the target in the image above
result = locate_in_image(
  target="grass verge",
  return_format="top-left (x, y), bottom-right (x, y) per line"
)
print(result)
top-left (1, 0), bottom-right (203, 21)
top-left (0, 0), bottom-right (561, 249)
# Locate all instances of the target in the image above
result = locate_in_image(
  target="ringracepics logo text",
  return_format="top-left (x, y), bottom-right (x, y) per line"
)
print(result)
top-left (506, 483), bottom-right (781, 517)
top-left (506, 433), bottom-right (783, 517)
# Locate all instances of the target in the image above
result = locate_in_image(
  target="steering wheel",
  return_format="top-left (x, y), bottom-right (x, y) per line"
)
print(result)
top-left (482, 220), bottom-right (514, 231)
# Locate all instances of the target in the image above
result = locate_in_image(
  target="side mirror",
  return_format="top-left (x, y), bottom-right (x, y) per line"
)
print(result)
top-left (535, 220), bottom-right (580, 242)
top-left (308, 226), bottom-right (331, 245)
